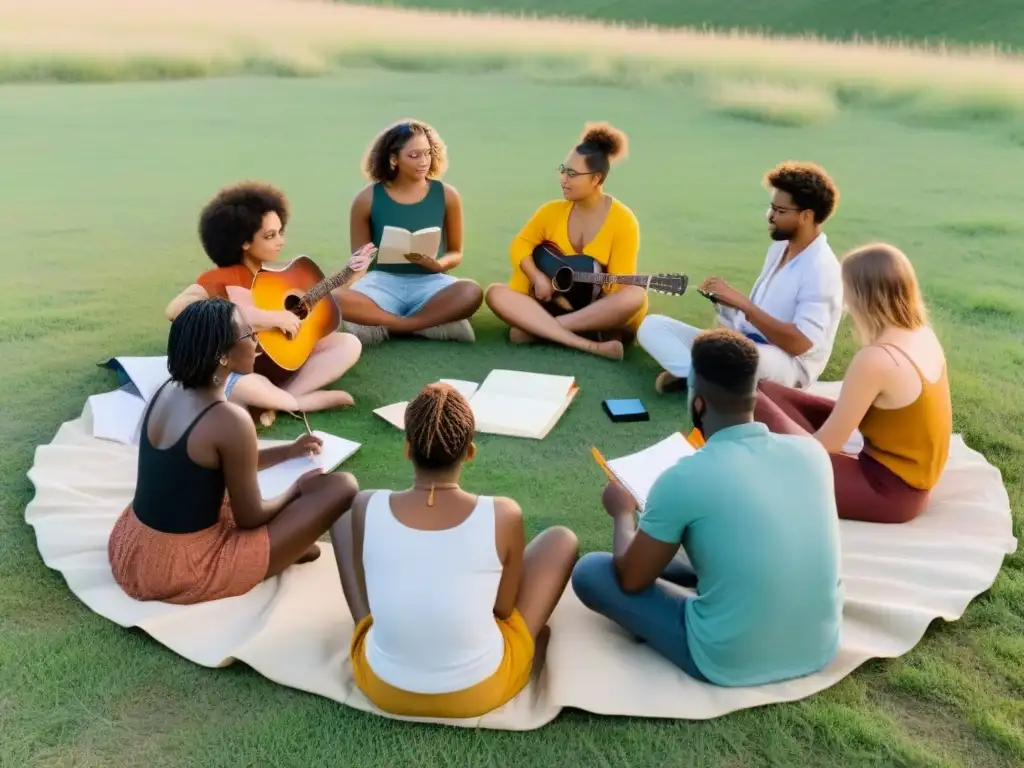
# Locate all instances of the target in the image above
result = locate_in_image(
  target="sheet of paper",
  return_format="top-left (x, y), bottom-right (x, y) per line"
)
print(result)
top-left (257, 431), bottom-right (360, 500)
top-left (373, 401), bottom-right (408, 430)
top-left (109, 356), bottom-right (170, 401)
top-left (88, 388), bottom-right (146, 445)
top-left (476, 369), bottom-right (574, 403)
top-left (606, 432), bottom-right (697, 510)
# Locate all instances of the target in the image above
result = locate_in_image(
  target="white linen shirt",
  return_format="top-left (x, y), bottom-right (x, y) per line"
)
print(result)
top-left (718, 233), bottom-right (843, 387)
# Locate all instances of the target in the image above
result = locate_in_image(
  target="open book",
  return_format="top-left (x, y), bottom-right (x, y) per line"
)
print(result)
top-left (257, 430), bottom-right (361, 500)
top-left (373, 370), bottom-right (577, 440)
top-left (378, 225), bottom-right (442, 265)
top-left (593, 431), bottom-right (701, 511)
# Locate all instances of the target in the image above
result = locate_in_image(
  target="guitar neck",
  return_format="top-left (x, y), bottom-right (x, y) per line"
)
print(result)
top-left (302, 266), bottom-right (356, 307)
top-left (571, 271), bottom-right (652, 288)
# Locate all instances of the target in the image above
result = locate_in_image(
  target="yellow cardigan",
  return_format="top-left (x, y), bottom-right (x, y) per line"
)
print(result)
top-left (506, 198), bottom-right (647, 332)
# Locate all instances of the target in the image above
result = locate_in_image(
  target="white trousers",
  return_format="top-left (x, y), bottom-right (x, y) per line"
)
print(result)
top-left (636, 314), bottom-right (806, 388)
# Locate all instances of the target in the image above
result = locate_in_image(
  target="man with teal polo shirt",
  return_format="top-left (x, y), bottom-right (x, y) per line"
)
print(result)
top-left (572, 328), bottom-right (843, 686)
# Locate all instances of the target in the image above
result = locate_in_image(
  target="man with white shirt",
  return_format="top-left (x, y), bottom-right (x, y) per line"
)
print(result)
top-left (638, 161), bottom-right (843, 391)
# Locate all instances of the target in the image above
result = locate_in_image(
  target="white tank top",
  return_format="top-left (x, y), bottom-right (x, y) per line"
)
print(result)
top-left (362, 490), bottom-right (505, 694)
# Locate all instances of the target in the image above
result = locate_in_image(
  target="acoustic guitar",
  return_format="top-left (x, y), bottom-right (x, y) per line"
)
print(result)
top-left (531, 241), bottom-right (688, 312)
top-left (250, 255), bottom-right (363, 373)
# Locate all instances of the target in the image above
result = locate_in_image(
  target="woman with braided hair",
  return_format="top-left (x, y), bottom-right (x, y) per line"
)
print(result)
top-left (107, 297), bottom-right (359, 605)
top-left (331, 383), bottom-right (579, 719)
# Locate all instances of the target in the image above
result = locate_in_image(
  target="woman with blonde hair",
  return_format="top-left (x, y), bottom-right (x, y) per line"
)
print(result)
top-left (754, 243), bottom-right (951, 523)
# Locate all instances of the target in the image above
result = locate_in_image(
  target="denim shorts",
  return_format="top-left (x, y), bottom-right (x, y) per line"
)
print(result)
top-left (350, 270), bottom-right (456, 317)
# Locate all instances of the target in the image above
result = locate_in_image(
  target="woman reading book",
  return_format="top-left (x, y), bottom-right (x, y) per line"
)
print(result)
top-left (331, 383), bottom-right (579, 719)
top-left (334, 119), bottom-right (484, 345)
top-left (108, 297), bottom-right (359, 605)
top-left (164, 181), bottom-right (369, 427)
top-left (755, 243), bottom-right (952, 524)
top-left (483, 122), bottom-right (647, 361)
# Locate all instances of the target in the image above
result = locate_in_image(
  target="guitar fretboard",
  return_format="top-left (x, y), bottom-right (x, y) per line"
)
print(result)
top-left (571, 272), bottom-right (655, 288)
top-left (301, 266), bottom-right (356, 307)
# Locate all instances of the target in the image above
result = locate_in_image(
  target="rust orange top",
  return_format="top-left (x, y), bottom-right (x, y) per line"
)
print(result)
top-left (197, 264), bottom-right (255, 299)
top-left (860, 344), bottom-right (952, 491)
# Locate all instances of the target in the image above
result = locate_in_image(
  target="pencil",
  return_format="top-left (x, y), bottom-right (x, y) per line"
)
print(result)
top-left (300, 411), bottom-right (313, 436)
top-left (590, 446), bottom-right (617, 484)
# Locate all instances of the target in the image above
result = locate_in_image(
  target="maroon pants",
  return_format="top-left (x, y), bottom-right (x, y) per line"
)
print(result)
top-left (754, 380), bottom-right (929, 524)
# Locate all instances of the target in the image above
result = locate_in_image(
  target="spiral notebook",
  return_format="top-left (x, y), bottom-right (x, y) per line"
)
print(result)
top-left (591, 429), bottom-right (704, 511)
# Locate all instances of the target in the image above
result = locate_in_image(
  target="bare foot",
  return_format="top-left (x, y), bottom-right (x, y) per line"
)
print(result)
top-left (259, 409), bottom-right (277, 428)
top-left (297, 543), bottom-right (321, 564)
top-left (295, 389), bottom-right (355, 412)
top-left (509, 328), bottom-right (536, 345)
top-left (591, 339), bottom-right (624, 361)
top-left (655, 371), bottom-right (687, 394)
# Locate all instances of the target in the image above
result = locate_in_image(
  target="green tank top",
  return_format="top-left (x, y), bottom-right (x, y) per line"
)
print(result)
top-left (369, 179), bottom-right (447, 275)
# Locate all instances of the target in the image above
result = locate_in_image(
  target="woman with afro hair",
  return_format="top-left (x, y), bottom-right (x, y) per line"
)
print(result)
top-left (333, 119), bottom-right (484, 345)
top-left (484, 122), bottom-right (647, 361)
top-left (165, 181), bottom-right (371, 426)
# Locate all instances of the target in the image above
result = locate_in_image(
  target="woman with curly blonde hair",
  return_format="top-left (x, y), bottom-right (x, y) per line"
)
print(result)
top-left (484, 121), bottom-right (647, 360)
top-left (334, 119), bottom-right (483, 345)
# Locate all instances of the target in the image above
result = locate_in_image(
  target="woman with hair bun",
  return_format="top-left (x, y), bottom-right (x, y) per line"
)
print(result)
top-left (484, 122), bottom-right (647, 360)
top-left (332, 383), bottom-right (579, 719)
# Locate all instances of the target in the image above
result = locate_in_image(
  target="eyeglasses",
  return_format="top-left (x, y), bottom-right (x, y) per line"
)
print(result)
top-left (239, 327), bottom-right (255, 342)
top-left (767, 203), bottom-right (802, 215)
top-left (558, 164), bottom-right (596, 179)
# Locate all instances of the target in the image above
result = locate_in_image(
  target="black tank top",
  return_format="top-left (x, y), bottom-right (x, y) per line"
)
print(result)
top-left (132, 381), bottom-right (227, 534)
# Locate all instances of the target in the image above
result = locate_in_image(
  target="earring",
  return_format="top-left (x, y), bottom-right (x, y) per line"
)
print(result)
top-left (219, 357), bottom-right (227, 366)
top-left (213, 374), bottom-right (221, 385)
top-left (390, 159), bottom-right (397, 170)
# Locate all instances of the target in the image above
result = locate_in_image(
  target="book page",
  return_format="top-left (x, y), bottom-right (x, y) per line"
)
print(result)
top-left (257, 431), bottom-right (360, 499)
top-left (606, 433), bottom-right (696, 510)
top-left (373, 401), bottom-right (408, 430)
top-left (476, 369), bottom-right (574, 403)
top-left (438, 379), bottom-right (479, 399)
top-left (111, 356), bottom-right (170, 401)
top-left (88, 388), bottom-right (146, 445)
top-left (410, 227), bottom-right (442, 258)
top-left (378, 225), bottom-right (413, 264)
top-left (470, 391), bottom-right (564, 439)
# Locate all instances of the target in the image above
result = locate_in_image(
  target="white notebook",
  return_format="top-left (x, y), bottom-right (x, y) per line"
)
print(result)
top-left (378, 225), bottom-right (442, 265)
top-left (603, 432), bottom-right (698, 511)
top-left (257, 430), bottom-right (360, 500)
top-left (373, 371), bottom-right (577, 440)
top-left (88, 387), bottom-right (147, 445)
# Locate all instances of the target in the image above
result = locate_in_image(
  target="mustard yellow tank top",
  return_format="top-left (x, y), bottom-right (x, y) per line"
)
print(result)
top-left (860, 343), bottom-right (952, 491)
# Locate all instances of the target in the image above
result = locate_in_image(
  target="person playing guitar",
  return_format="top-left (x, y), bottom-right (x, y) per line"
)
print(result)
top-left (483, 122), bottom-right (646, 361)
top-left (164, 181), bottom-right (371, 426)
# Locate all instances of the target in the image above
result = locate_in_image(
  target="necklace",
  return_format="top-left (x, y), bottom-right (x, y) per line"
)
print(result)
top-left (413, 481), bottom-right (459, 507)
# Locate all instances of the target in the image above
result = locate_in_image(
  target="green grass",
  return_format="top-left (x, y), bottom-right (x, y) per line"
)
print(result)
top-left (358, 0), bottom-right (1024, 51)
top-left (1, 71), bottom-right (1021, 767)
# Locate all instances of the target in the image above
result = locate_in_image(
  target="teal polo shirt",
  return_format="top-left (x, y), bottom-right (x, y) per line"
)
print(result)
top-left (639, 421), bottom-right (843, 687)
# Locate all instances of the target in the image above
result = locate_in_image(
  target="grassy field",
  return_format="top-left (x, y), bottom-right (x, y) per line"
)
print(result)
top-left (358, 0), bottom-right (1024, 51)
top-left (1, 66), bottom-right (1022, 767)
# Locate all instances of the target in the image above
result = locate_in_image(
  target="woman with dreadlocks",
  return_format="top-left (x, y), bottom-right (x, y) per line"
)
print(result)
top-left (331, 383), bottom-right (579, 719)
top-left (108, 297), bottom-right (359, 605)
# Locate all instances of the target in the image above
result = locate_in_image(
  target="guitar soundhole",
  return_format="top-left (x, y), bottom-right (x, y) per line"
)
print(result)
top-left (284, 294), bottom-right (308, 320)
top-left (552, 266), bottom-right (574, 293)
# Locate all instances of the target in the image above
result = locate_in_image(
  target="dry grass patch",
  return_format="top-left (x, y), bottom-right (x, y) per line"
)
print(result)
top-left (3, 0), bottom-right (1024, 125)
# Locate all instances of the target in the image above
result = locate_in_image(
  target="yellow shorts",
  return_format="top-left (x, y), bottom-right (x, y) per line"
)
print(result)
top-left (350, 609), bottom-right (535, 720)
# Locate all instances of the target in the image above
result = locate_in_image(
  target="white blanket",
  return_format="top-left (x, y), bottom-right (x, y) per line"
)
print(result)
top-left (24, 382), bottom-right (1017, 729)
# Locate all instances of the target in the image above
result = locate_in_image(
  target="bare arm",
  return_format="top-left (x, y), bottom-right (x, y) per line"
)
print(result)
top-left (165, 284), bottom-right (209, 321)
top-left (606, 503), bottom-right (681, 593)
top-left (224, 285), bottom-right (293, 333)
top-left (736, 299), bottom-right (814, 357)
top-left (814, 347), bottom-right (889, 453)
top-left (347, 491), bottom-right (371, 622)
top-left (350, 186), bottom-right (374, 254)
top-left (492, 497), bottom-right (525, 620)
top-left (216, 405), bottom-right (300, 528)
top-left (435, 183), bottom-right (464, 272)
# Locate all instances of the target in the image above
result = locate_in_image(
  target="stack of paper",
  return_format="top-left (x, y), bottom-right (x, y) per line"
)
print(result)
top-left (373, 370), bottom-right (577, 440)
top-left (256, 430), bottom-right (361, 499)
top-left (88, 356), bottom-right (171, 445)
top-left (598, 432), bottom-right (698, 511)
